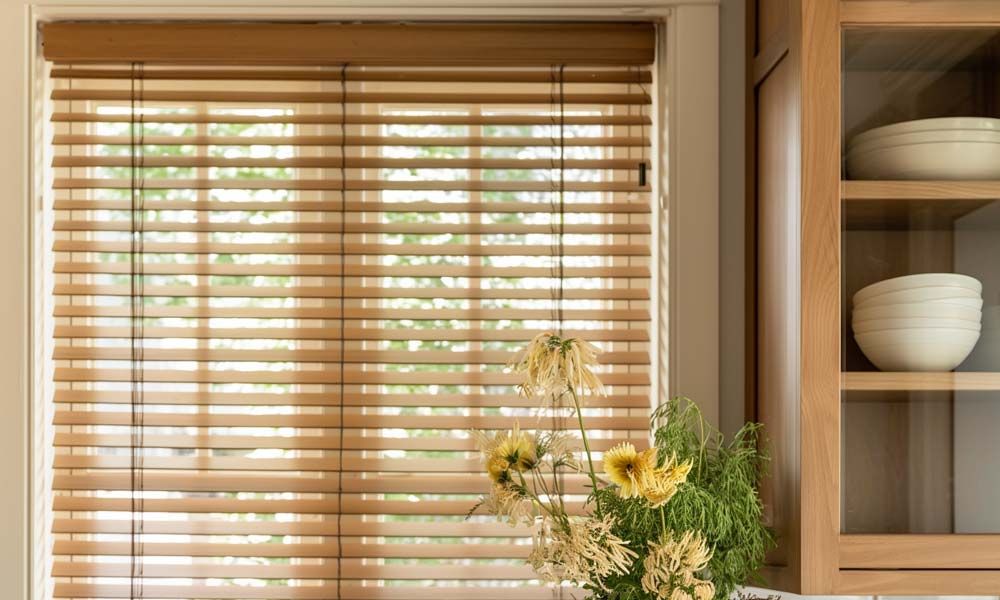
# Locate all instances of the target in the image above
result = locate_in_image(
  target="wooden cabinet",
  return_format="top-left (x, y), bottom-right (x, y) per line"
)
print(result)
top-left (750, 0), bottom-right (1000, 594)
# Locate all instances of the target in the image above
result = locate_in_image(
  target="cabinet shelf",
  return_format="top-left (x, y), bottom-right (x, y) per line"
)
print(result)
top-left (843, 371), bottom-right (1000, 391)
top-left (843, 181), bottom-right (1000, 230)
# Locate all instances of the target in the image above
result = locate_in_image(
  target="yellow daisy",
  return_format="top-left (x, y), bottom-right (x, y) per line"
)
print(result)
top-left (603, 443), bottom-right (657, 499)
top-left (642, 455), bottom-right (693, 507)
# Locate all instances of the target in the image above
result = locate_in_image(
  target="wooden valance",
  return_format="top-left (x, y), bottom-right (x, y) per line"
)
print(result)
top-left (40, 21), bottom-right (656, 65)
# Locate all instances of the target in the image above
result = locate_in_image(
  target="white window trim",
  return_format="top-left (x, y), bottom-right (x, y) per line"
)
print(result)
top-left (0, 2), bottom-right (720, 598)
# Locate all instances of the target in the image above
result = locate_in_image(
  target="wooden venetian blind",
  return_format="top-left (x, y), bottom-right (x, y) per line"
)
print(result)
top-left (43, 22), bottom-right (655, 600)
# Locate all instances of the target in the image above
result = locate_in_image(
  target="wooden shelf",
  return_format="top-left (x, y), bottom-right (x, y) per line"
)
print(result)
top-left (843, 180), bottom-right (1000, 200)
top-left (843, 371), bottom-right (1000, 391)
top-left (843, 180), bottom-right (1000, 229)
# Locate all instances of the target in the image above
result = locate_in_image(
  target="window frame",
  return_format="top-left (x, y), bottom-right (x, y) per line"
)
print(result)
top-left (5, 3), bottom-right (721, 599)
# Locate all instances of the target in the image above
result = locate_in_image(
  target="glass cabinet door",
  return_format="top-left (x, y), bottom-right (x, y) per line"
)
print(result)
top-left (841, 27), bottom-right (1000, 534)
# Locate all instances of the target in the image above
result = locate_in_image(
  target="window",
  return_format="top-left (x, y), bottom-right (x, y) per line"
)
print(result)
top-left (43, 22), bottom-right (654, 599)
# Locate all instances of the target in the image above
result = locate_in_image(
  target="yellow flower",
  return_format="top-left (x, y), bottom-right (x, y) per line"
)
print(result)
top-left (603, 443), bottom-right (657, 499)
top-left (473, 423), bottom-right (538, 480)
top-left (642, 454), bottom-right (693, 508)
top-left (509, 332), bottom-right (605, 403)
top-left (486, 456), bottom-right (512, 485)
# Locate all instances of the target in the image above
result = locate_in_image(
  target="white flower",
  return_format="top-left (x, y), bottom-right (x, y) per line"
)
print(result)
top-left (476, 484), bottom-right (534, 527)
top-left (509, 332), bottom-right (605, 404)
top-left (528, 515), bottom-right (637, 590)
top-left (641, 530), bottom-right (714, 600)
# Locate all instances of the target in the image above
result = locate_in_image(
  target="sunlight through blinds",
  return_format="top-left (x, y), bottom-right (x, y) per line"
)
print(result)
top-left (43, 21), bottom-right (655, 600)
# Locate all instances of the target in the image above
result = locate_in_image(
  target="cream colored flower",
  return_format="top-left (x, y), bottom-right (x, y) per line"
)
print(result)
top-left (693, 579), bottom-right (715, 600)
top-left (536, 430), bottom-right (581, 471)
top-left (603, 443), bottom-right (658, 499)
top-left (641, 530), bottom-right (714, 600)
top-left (477, 484), bottom-right (534, 527)
top-left (509, 332), bottom-right (605, 402)
top-left (528, 515), bottom-right (637, 590)
top-left (642, 454), bottom-right (694, 508)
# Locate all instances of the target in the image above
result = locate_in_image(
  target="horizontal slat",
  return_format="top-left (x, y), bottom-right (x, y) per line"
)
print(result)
top-left (52, 472), bottom-right (592, 493)
top-left (52, 347), bottom-right (646, 365)
top-left (50, 67), bottom-right (653, 84)
top-left (53, 539), bottom-right (529, 558)
top-left (53, 262), bottom-right (649, 278)
top-left (53, 284), bottom-right (649, 300)
top-left (54, 220), bottom-right (648, 236)
top-left (54, 177), bottom-right (646, 193)
top-left (53, 410), bottom-right (645, 430)
top-left (49, 495), bottom-right (585, 518)
top-left (52, 306), bottom-right (649, 320)
top-left (53, 198), bottom-right (650, 214)
top-left (51, 389), bottom-right (650, 408)
top-left (53, 454), bottom-right (488, 472)
top-left (53, 155), bottom-right (651, 170)
top-left (53, 583), bottom-right (569, 600)
top-left (52, 517), bottom-right (528, 537)
top-left (53, 326), bottom-right (649, 342)
top-left (53, 432), bottom-right (636, 452)
top-left (53, 240), bottom-right (649, 256)
top-left (52, 111), bottom-right (650, 126)
top-left (52, 134), bottom-right (648, 147)
top-left (53, 367), bottom-right (648, 385)
top-left (50, 494), bottom-right (590, 515)
top-left (53, 89), bottom-right (650, 105)
top-left (52, 455), bottom-right (493, 473)
top-left (52, 560), bottom-right (535, 580)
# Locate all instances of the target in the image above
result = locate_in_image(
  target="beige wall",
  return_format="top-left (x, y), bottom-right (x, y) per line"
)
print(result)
top-left (0, 1), bottom-right (30, 599)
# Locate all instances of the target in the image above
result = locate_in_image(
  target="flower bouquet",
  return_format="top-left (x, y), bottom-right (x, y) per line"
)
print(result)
top-left (470, 333), bottom-right (775, 599)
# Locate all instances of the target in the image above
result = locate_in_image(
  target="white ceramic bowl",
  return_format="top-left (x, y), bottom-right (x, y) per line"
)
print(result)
top-left (852, 302), bottom-right (982, 323)
top-left (855, 328), bottom-right (981, 371)
top-left (858, 341), bottom-right (979, 371)
top-left (853, 286), bottom-right (983, 309)
top-left (849, 117), bottom-right (1000, 149)
top-left (849, 128), bottom-right (1000, 156)
top-left (853, 273), bottom-right (981, 306)
top-left (847, 140), bottom-right (1000, 180)
top-left (855, 327), bottom-right (980, 347)
top-left (851, 317), bottom-right (982, 334)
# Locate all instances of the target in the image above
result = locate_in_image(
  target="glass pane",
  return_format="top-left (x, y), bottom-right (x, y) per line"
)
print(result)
top-left (842, 27), bottom-right (1000, 534)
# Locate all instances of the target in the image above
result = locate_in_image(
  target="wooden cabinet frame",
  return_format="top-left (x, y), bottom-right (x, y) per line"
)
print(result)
top-left (752, 0), bottom-right (1000, 594)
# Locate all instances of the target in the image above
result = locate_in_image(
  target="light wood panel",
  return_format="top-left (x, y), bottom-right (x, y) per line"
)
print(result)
top-left (842, 1), bottom-right (1000, 25)
top-left (840, 534), bottom-right (1000, 568)
top-left (844, 180), bottom-right (1000, 200)
top-left (844, 371), bottom-right (1000, 391)
top-left (798, 0), bottom-right (841, 591)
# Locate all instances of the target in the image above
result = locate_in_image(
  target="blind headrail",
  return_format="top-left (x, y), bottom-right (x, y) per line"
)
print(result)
top-left (40, 22), bottom-right (656, 65)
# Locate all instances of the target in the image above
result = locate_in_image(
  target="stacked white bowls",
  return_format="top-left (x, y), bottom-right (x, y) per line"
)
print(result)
top-left (846, 117), bottom-right (1000, 180)
top-left (852, 274), bottom-right (983, 371)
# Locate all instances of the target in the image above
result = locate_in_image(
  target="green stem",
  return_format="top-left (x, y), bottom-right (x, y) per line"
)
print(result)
top-left (569, 386), bottom-right (603, 518)
top-left (516, 470), bottom-right (563, 525)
